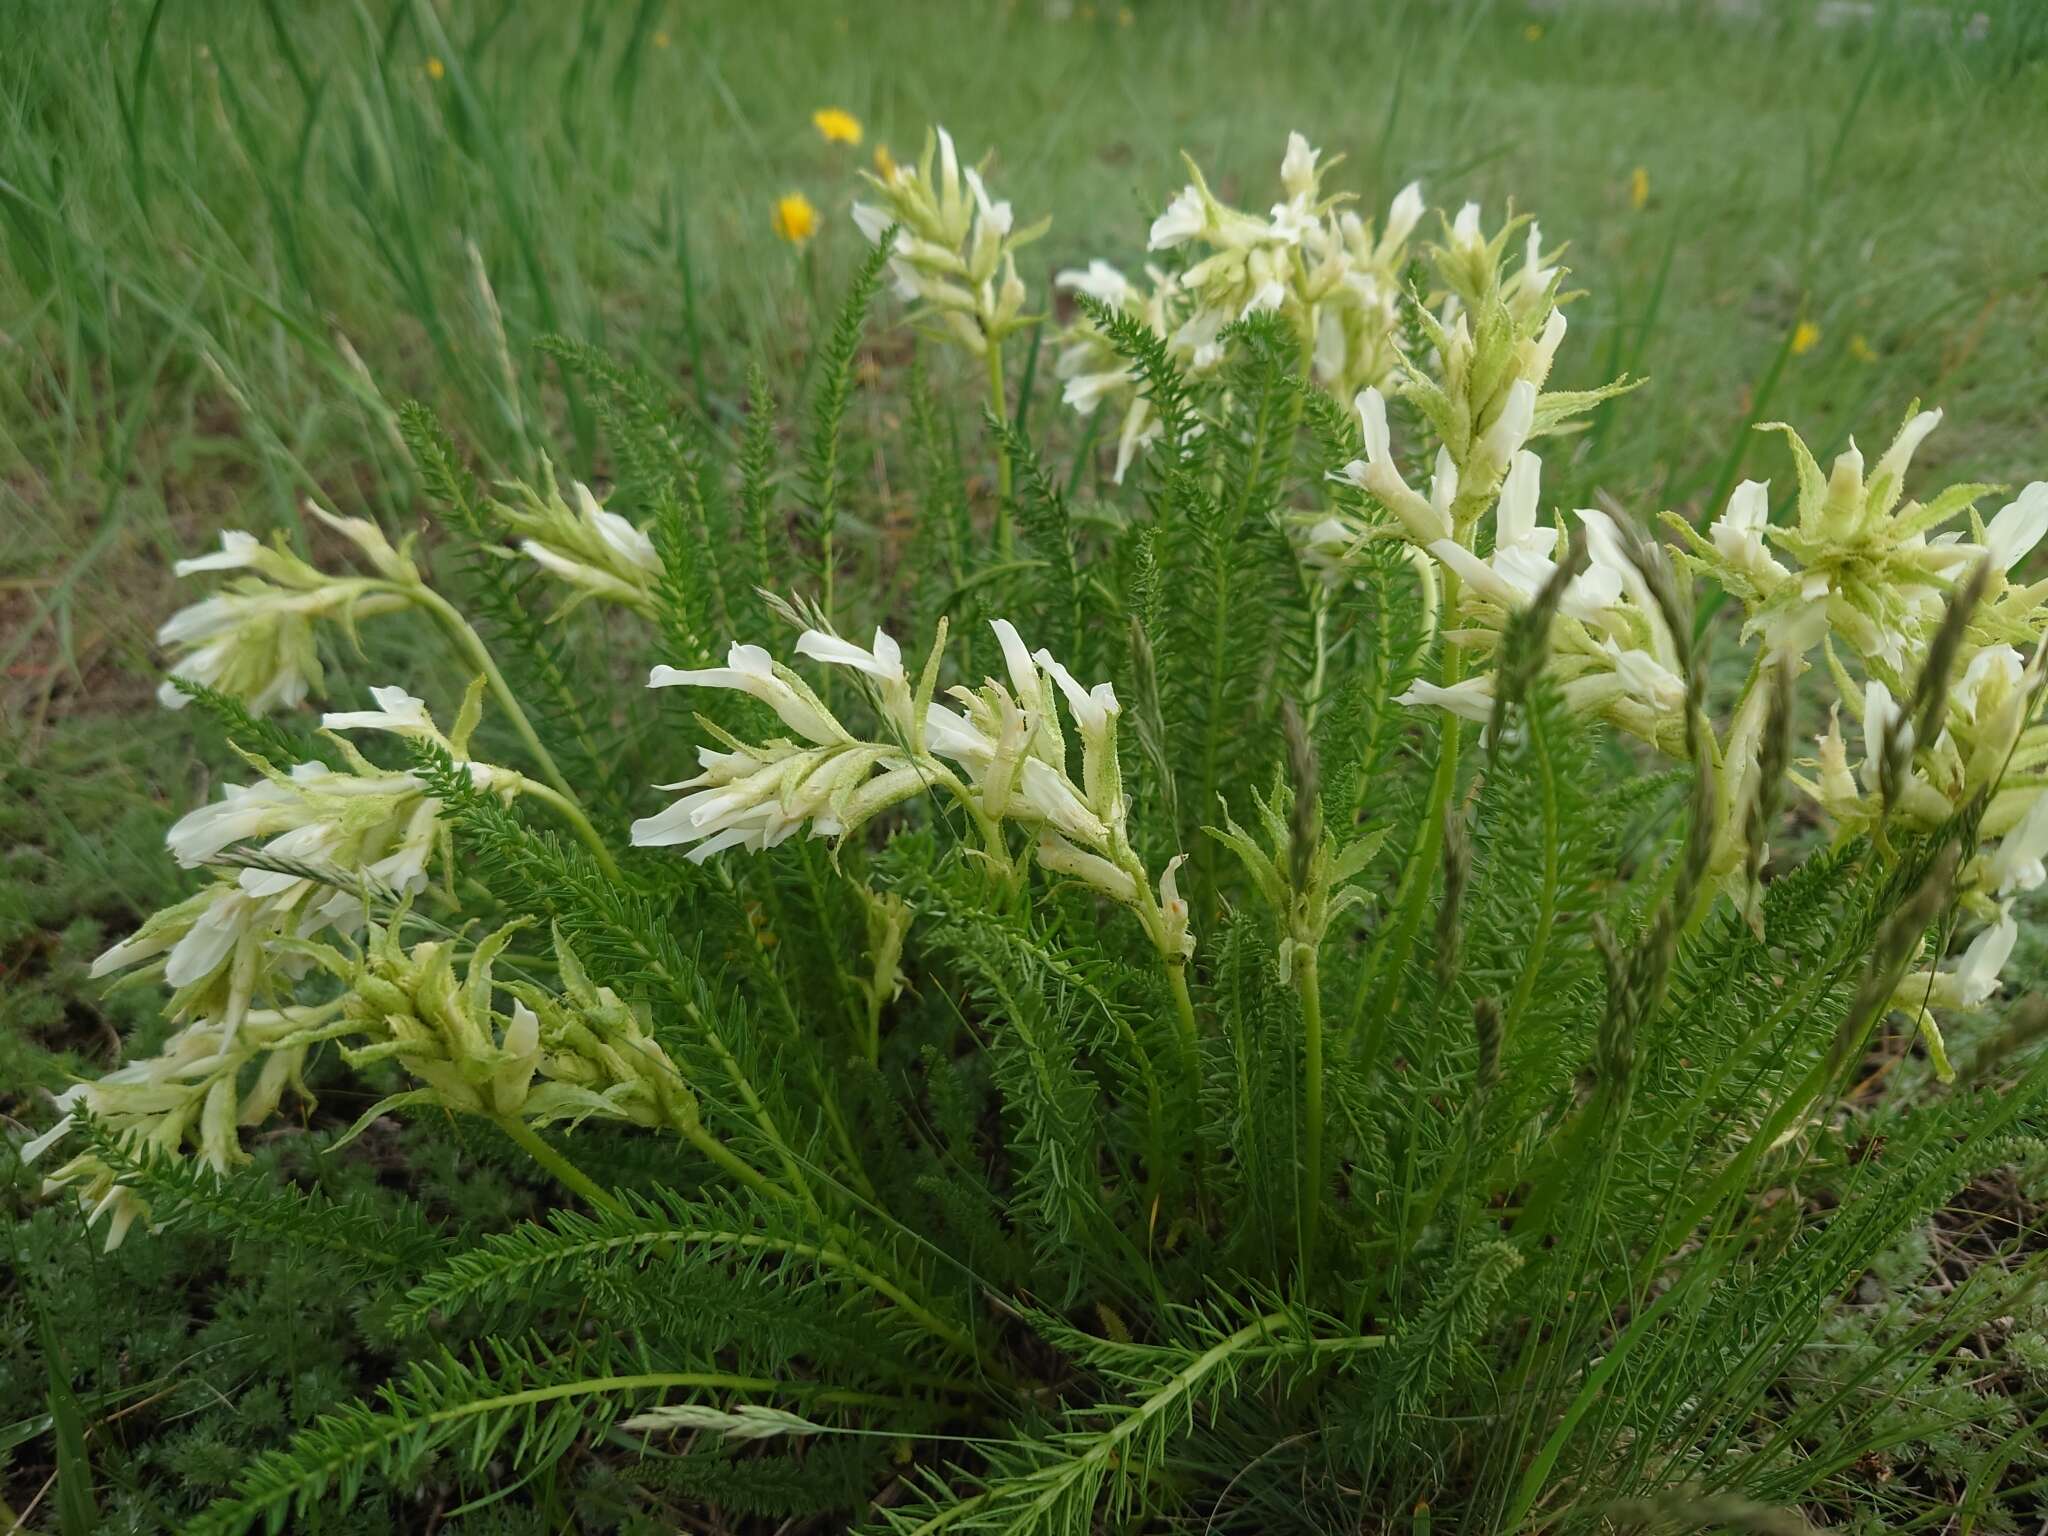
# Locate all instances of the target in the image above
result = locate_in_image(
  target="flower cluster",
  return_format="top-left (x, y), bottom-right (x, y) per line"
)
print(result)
top-left (490, 460), bottom-right (662, 618)
top-left (336, 919), bottom-right (693, 1132)
top-left (155, 505), bottom-right (419, 713)
top-left (1661, 410), bottom-right (2047, 1071)
top-left (25, 686), bottom-right (550, 1244)
top-left (1053, 132), bottom-right (1426, 482)
top-left (91, 687), bottom-right (512, 1034)
top-left (851, 125), bottom-right (1050, 358)
top-left (28, 914), bottom-right (697, 1250)
top-left (633, 618), bottom-right (1192, 962)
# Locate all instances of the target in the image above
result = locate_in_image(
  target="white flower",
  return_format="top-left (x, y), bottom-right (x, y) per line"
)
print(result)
top-left (1859, 680), bottom-right (1909, 794)
top-left (1241, 277), bottom-right (1288, 317)
top-left (1380, 181), bottom-right (1425, 256)
top-left (1472, 380), bottom-right (1538, 483)
top-left (1869, 408), bottom-right (1943, 515)
top-left (1055, 259), bottom-right (1133, 308)
top-left (1034, 830), bottom-right (1138, 903)
top-left (1711, 480), bottom-right (1791, 587)
top-left (649, 643), bottom-right (845, 747)
top-left (173, 529), bottom-right (268, 576)
top-left (1449, 201), bottom-right (1484, 254)
top-left (1597, 640), bottom-right (1687, 713)
top-left (577, 482), bottom-right (660, 572)
top-left (963, 166), bottom-right (1014, 240)
top-left (1334, 387), bottom-right (1449, 545)
top-left (1149, 185), bottom-right (1207, 249)
top-left (1427, 450), bottom-right (1619, 622)
top-left (795, 627), bottom-right (905, 683)
top-left (851, 200), bottom-right (898, 246)
top-left (1061, 367), bottom-right (1133, 415)
top-left (321, 685), bottom-right (434, 737)
top-left (1528, 304), bottom-right (1567, 373)
top-left (1989, 792), bottom-right (2048, 895)
top-left (1279, 131), bottom-right (1320, 199)
top-left (1157, 854), bottom-right (1194, 960)
top-left (163, 886), bottom-right (263, 989)
top-left (1514, 222), bottom-right (1557, 309)
top-left (1985, 482), bottom-right (2048, 571)
top-left (1398, 675), bottom-right (1497, 722)
top-left (1925, 908), bottom-right (2018, 1009)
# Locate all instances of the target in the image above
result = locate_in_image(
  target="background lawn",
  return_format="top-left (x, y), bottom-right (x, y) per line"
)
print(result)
top-left (3, 0), bottom-right (2046, 1527)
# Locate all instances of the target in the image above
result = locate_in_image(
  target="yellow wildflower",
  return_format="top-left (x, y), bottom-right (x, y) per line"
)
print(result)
top-left (1791, 320), bottom-right (1821, 356)
top-left (1118, 5), bottom-right (1135, 24)
top-left (1524, 21), bottom-right (1544, 40)
top-left (1849, 333), bottom-right (1877, 364)
top-left (653, 29), bottom-right (670, 48)
top-left (772, 193), bottom-right (820, 245)
top-left (813, 108), bottom-right (862, 146)
top-left (1630, 166), bottom-right (1649, 211)
top-left (425, 55), bottom-right (445, 81)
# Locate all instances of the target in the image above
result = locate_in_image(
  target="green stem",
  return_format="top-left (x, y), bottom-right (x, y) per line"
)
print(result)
top-left (1298, 947), bottom-right (1325, 1278)
top-left (1166, 959), bottom-right (1199, 1091)
top-left (512, 776), bottom-right (621, 881)
top-left (494, 1115), bottom-right (623, 1216)
top-left (1502, 703), bottom-right (1558, 1037)
top-left (673, 1112), bottom-right (780, 1199)
top-left (1353, 572), bottom-right (1465, 1067)
top-left (410, 584), bottom-right (582, 808)
top-left (986, 337), bottom-right (1012, 559)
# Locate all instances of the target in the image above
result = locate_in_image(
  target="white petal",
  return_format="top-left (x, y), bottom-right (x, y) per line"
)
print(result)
top-left (1985, 483), bottom-right (2048, 572)
top-left (173, 530), bottom-right (264, 576)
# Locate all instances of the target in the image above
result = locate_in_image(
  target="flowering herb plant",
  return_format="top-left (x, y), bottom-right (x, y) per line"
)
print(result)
top-left (20, 127), bottom-right (2048, 1534)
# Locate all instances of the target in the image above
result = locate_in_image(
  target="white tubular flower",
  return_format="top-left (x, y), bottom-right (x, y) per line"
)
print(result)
top-left (1987, 791), bottom-right (2048, 895)
top-left (1157, 854), bottom-right (1195, 961)
top-left (155, 591), bottom-right (317, 713)
top-left (1398, 675), bottom-right (1497, 722)
top-left (156, 512), bottom-right (420, 715)
top-left (1597, 639), bottom-right (1687, 715)
top-left (1034, 830), bottom-right (1139, 903)
top-left (637, 631), bottom-right (936, 861)
top-left (1859, 680), bottom-right (1909, 794)
top-left (1335, 388), bottom-right (1448, 545)
top-left (650, 643), bottom-right (847, 747)
top-left (1379, 181), bottom-right (1425, 259)
top-left (1710, 480), bottom-right (1792, 591)
top-left (1512, 221), bottom-right (1559, 314)
top-left (1428, 450), bottom-right (1620, 624)
top-left (493, 465), bottom-right (660, 616)
top-left (1149, 185), bottom-right (1207, 249)
top-left (1894, 906), bottom-right (2017, 1083)
top-left (1469, 379), bottom-right (1538, 489)
top-left (1522, 307), bottom-right (1568, 389)
top-left (320, 684), bottom-right (434, 737)
top-left (854, 123), bottom-right (1049, 356)
top-left (1985, 482), bottom-right (2048, 572)
top-left (101, 686), bottom-right (509, 1037)
top-left (794, 627), bottom-right (916, 738)
top-left (1055, 259), bottom-right (1134, 309)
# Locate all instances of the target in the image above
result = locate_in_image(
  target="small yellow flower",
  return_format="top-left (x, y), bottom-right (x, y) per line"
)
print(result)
top-left (1117, 5), bottom-right (1135, 24)
top-left (772, 192), bottom-right (819, 245)
top-left (812, 107), bottom-right (862, 146)
top-left (873, 143), bottom-right (898, 181)
top-left (653, 29), bottom-right (670, 48)
top-left (1524, 21), bottom-right (1544, 40)
top-left (1849, 333), bottom-right (1877, 364)
top-left (1791, 320), bottom-right (1822, 357)
top-left (1629, 165), bottom-right (1650, 211)
top-left (424, 55), bottom-right (445, 81)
